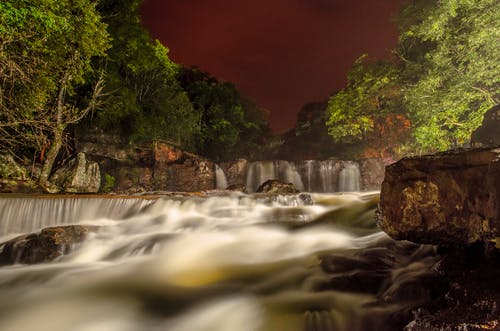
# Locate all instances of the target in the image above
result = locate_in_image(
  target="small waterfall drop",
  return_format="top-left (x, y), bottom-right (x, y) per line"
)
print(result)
top-left (338, 161), bottom-right (361, 192)
top-left (0, 197), bottom-right (154, 236)
top-left (214, 165), bottom-right (228, 189)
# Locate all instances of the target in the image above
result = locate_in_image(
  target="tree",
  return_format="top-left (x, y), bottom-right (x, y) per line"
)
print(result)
top-left (325, 56), bottom-right (409, 157)
top-left (0, 0), bottom-right (110, 190)
top-left (326, 0), bottom-right (499, 155)
top-left (178, 67), bottom-right (272, 160)
top-left (83, 0), bottom-right (199, 149)
top-left (399, 0), bottom-right (499, 150)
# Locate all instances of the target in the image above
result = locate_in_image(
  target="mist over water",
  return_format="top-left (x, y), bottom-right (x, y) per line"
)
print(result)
top-left (0, 193), bottom-right (439, 331)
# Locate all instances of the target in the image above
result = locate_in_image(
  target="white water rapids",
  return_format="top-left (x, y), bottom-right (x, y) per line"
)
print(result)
top-left (0, 193), bottom-right (439, 331)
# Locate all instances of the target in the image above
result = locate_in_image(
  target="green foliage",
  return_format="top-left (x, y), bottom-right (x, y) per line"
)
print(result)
top-left (179, 67), bottom-right (270, 160)
top-left (326, 56), bottom-right (401, 143)
top-left (83, 0), bottom-right (199, 149)
top-left (102, 173), bottom-right (115, 193)
top-left (0, 0), bottom-right (110, 152)
top-left (326, 0), bottom-right (499, 154)
top-left (400, 0), bottom-right (499, 150)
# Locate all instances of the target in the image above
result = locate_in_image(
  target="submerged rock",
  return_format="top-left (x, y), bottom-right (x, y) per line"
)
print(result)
top-left (256, 179), bottom-right (300, 194)
top-left (377, 148), bottom-right (500, 245)
top-left (0, 225), bottom-right (98, 265)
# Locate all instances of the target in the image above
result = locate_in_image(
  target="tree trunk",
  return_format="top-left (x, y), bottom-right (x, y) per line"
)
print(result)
top-left (39, 76), bottom-right (67, 193)
top-left (38, 130), bottom-right (63, 192)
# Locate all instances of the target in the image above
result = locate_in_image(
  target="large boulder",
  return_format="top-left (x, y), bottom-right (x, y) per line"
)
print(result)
top-left (377, 148), bottom-right (500, 245)
top-left (0, 225), bottom-right (98, 265)
top-left (52, 152), bottom-right (101, 193)
top-left (471, 104), bottom-right (500, 147)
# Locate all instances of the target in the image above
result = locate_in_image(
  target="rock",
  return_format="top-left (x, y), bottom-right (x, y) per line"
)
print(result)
top-left (154, 141), bottom-right (183, 164)
top-left (0, 153), bottom-right (27, 180)
top-left (226, 184), bottom-right (247, 192)
top-left (52, 153), bottom-right (101, 193)
top-left (220, 159), bottom-right (248, 186)
top-left (405, 246), bottom-right (500, 331)
top-left (471, 104), bottom-right (500, 147)
top-left (115, 167), bottom-right (153, 193)
top-left (298, 193), bottom-right (314, 205)
top-left (359, 158), bottom-right (386, 191)
top-left (377, 148), bottom-right (500, 245)
top-left (256, 179), bottom-right (300, 194)
top-left (0, 225), bottom-right (98, 265)
top-left (156, 156), bottom-right (216, 192)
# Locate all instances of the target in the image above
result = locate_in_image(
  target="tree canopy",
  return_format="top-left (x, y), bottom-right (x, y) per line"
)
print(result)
top-left (326, 0), bottom-right (499, 155)
top-left (0, 0), bottom-right (110, 188)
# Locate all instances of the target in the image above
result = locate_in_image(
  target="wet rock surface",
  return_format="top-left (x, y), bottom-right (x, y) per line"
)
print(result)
top-left (0, 225), bottom-right (98, 265)
top-left (406, 245), bottom-right (500, 331)
top-left (320, 236), bottom-right (443, 331)
top-left (377, 147), bottom-right (500, 245)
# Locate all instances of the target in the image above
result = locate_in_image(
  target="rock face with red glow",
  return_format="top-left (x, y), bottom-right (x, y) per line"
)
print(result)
top-left (377, 148), bottom-right (500, 245)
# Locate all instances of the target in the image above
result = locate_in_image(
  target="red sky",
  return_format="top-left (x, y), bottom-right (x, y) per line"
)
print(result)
top-left (141, 0), bottom-right (404, 133)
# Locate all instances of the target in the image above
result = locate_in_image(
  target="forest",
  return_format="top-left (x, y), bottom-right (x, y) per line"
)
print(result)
top-left (0, 0), bottom-right (498, 189)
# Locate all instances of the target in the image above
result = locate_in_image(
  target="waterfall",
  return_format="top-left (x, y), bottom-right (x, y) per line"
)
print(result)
top-left (245, 161), bottom-right (304, 193)
top-left (338, 161), bottom-right (361, 192)
top-left (245, 160), bottom-right (363, 193)
top-left (0, 197), bottom-right (154, 236)
top-left (317, 160), bottom-right (342, 192)
top-left (214, 165), bottom-right (228, 189)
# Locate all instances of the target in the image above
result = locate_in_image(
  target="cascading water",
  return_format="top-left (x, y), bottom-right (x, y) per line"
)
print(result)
top-left (0, 192), bottom-right (439, 331)
top-left (245, 161), bottom-right (304, 193)
top-left (338, 161), bottom-right (361, 192)
top-left (246, 160), bottom-right (360, 193)
top-left (214, 165), bottom-right (228, 189)
top-left (0, 196), bottom-right (154, 237)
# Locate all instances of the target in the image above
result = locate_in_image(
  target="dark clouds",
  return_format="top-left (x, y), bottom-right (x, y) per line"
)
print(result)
top-left (141, 0), bottom-right (403, 132)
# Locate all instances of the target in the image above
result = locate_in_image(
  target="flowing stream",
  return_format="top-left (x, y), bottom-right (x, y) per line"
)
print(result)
top-left (0, 193), bottom-right (439, 331)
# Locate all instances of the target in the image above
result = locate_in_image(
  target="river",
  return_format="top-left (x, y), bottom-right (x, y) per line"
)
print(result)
top-left (0, 192), bottom-right (439, 331)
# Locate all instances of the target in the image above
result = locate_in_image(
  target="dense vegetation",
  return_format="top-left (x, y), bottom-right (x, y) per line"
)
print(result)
top-left (0, 0), bottom-right (270, 188)
top-left (326, 0), bottom-right (499, 157)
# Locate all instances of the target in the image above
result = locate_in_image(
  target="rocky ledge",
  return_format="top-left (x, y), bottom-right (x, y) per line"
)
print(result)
top-left (377, 147), bottom-right (499, 245)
